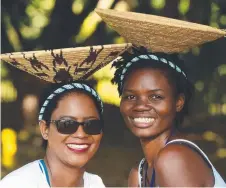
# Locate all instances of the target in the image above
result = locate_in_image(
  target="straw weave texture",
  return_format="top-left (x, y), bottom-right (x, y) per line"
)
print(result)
top-left (96, 9), bottom-right (226, 53)
top-left (0, 43), bottom-right (132, 83)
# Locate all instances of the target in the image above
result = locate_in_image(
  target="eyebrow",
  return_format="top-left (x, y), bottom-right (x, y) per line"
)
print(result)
top-left (58, 115), bottom-right (99, 120)
top-left (123, 89), bottom-right (164, 92)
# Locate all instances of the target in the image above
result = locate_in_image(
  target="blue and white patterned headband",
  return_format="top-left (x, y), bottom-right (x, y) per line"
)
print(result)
top-left (38, 83), bottom-right (103, 121)
top-left (119, 54), bottom-right (187, 89)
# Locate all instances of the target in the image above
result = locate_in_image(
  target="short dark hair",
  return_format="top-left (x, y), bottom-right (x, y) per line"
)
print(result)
top-left (112, 47), bottom-right (194, 129)
top-left (39, 81), bottom-right (103, 149)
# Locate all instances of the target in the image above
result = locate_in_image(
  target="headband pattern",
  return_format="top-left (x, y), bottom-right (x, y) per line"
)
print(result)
top-left (119, 54), bottom-right (187, 89)
top-left (38, 83), bottom-right (103, 121)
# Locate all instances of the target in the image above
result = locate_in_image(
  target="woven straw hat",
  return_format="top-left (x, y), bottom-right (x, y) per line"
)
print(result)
top-left (1, 43), bottom-right (132, 83)
top-left (95, 8), bottom-right (226, 53)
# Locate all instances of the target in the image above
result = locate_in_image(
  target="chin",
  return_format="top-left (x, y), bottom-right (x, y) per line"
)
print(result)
top-left (133, 131), bottom-right (155, 139)
top-left (67, 156), bottom-right (90, 168)
top-left (129, 126), bottom-right (157, 139)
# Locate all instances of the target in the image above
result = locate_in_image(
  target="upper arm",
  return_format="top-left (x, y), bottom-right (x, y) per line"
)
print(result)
top-left (154, 144), bottom-right (214, 187)
top-left (128, 165), bottom-right (139, 187)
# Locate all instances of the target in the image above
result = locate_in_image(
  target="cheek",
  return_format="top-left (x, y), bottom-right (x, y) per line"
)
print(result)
top-left (48, 125), bottom-right (66, 144)
top-left (120, 101), bottom-right (131, 116)
top-left (156, 100), bottom-right (177, 118)
top-left (93, 134), bottom-right (102, 145)
top-left (90, 134), bottom-right (102, 152)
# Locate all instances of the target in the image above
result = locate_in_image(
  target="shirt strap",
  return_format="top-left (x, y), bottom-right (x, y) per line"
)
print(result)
top-left (138, 158), bottom-right (145, 187)
top-left (166, 139), bottom-right (213, 168)
top-left (38, 159), bottom-right (51, 187)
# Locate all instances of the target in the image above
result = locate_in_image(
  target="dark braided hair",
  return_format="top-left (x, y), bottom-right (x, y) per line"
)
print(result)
top-left (111, 47), bottom-right (194, 129)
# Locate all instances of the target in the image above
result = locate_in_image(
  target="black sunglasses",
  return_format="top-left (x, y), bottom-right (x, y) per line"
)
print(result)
top-left (49, 119), bottom-right (103, 135)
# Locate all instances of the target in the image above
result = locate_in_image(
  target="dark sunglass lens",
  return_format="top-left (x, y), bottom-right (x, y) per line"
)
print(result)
top-left (57, 120), bottom-right (78, 134)
top-left (84, 120), bottom-right (103, 135)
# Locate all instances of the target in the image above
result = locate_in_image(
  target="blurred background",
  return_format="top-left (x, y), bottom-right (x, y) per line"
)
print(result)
top-left (1, 0), bottom-right (226, 186)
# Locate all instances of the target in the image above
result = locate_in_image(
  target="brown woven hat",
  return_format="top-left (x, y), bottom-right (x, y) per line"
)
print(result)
top-left (0, 43), bottom-right (132, 83)
top-left (95, 8), bottom-right (226, 53)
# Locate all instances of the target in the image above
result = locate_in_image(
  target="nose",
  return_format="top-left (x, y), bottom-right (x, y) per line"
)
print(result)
top-left (134, 97), bottom-right (151, 112)
top-left (71, 125), bottom-right (88, 138)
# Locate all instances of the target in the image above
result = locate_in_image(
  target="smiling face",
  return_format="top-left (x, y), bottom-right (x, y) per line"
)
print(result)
top-left (40, 92), bottom-right (102, 168)
top-left (120, 68), bottom-right (184, 139)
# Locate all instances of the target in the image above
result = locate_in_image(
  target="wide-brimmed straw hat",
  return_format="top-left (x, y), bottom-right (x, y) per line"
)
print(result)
top-left (1, 43), bottom-right (132, 83)
top-left (95, 8), bottom-right (226, 53)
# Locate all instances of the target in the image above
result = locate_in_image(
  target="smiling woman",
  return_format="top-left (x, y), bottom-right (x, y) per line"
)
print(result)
top-left (112, 47), bottom-right (226, 187)
top-left (0, 82), bottom-right (105, 188)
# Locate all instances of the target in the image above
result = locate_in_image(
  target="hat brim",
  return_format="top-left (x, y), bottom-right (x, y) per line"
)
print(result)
top-left (1, 43), bottom-right (132, 83)
top-left (95, 8), bottom-right (226, 53)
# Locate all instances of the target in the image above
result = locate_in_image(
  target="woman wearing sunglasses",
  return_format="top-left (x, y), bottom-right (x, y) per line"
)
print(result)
top-left (0, 82), bottom-right (105, 188)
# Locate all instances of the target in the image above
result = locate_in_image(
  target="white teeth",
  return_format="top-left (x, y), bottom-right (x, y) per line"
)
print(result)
top-left (133, 117), bottom-right (154, 123)
top-left (67, 144), bottom-right (89, 149)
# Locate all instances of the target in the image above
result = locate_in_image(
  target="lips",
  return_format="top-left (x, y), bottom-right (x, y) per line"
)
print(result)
top-left (130, 117), bottom-right (155, 128)
top-left (66, 143), bottom-right (91, 153)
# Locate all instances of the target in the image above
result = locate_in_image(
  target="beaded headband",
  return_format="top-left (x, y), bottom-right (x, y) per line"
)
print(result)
top-left (119, 53), bottom-right (187, 89)
top-left (38, 83), bottom-right (103, 121)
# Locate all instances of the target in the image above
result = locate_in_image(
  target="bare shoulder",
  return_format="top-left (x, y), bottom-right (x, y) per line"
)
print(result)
top-left (154, 143), bottom-right (214, 187)
top-left (128, 162), bottom-right (140, 187)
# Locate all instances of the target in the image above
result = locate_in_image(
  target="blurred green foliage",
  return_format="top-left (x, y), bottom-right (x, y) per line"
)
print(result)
top-left (1, 0), bottom-right (226, 185)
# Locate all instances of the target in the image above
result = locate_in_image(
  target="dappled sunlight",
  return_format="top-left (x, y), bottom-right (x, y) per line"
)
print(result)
top-left (74, 0), bottom-right (114, 43)
top-left (74, 12), bottom-right (102, 43)
top-left (96, 80), bottom-right (120, 106)
top-left (31, 14), bottom-right (49, 28)
top-left (74, 0), bottom-right (130, 43)
top-left (1, 0), bottom-right (226, 184)
top-left (208, 103), bottom-right (220, 115)
top-left (20, 0), bottom-right (56, 39)
top-left (210, 2), bottom-right (220, 28)
top-left (1, 80), bottom-right (17, 103)
top-left (72, 0), bottom-right (86, 15)
top-left (39, 0), bottom-right (56, 11)
top-left (1, 129), bottom-right (17, 169)
top-left (203, 131), bottom-right (217, 141)
top-left (1, 62), bottom-right (17, 102)
top-left (203, 131), bottom-right (224, 146)
top-left (3, 14), bottom-right (22, 51)
top-left (18, 129), bottom-right (30, 142)
top-left (93, 63), bottom-right (115, 80)
top-left (218, 64), bottom-right (226, 76)
top-left (204, 64), bottom-right (226, 116)
top-left (208, 103), bottom-right (226, 115)
top-left (222, 104), bottom-right (226, 114)
top-left (114, 1), bottom-right (130, 11)
top-left (178, 0), bottom-right (190, 15)
top-left (216, 148), bottom-right (226, 159)
top-left (113, 36), bottom-right (126, 44)
top-left (1, 62), bottom-right (9, 78)
top-left (93, 62), bottom-right (121, 106)
top-left (195, 80), bottom-right (204, 92)
top-left (220, 15), bottom-right (226, 25)
top-left (20, 25), bottom-right (42, 40)
top-left (150, 0), bottom-right (166, 10)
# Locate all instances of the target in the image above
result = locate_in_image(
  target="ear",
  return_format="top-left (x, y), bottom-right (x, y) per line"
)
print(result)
top-left (176, 94), bottom-right (185, 112)
top-left (39, 120), bottom-right (49, 140)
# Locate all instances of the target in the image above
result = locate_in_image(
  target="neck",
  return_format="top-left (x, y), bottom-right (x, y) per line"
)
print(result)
top-left (44, 149), bottom-right (85, 187)
top-left (140, 128), bottom-right (175, 166)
